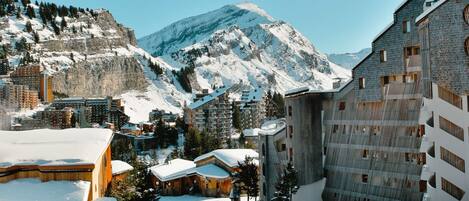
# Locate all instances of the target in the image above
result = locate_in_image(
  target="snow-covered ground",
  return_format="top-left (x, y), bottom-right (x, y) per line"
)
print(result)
top-left (292, 178), bottom-right (326, 201)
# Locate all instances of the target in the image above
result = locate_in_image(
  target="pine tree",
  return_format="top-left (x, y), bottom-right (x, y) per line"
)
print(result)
top-left (183, 128), bottom-right (202, 160)
top-left (32, 31), bottom-right (39, 43)
top-left (16, 6), bottom-right (22, 19)
top-left (25, 20), bottom-right (32, 32)
top-left (21, 0), bottom-right (30, 7)
top-left (26, 5), bottom-right (35, 18)
top-left (272, 162), bottom-right (299, 201)
top-left (237, 156), bottom-right (259, 201)
top-left (51, 20), bottom-right (60, 35)
top-left (273, 92), bottom-right (285, 118)
top-left (60, 16), bottom-right (67, 30)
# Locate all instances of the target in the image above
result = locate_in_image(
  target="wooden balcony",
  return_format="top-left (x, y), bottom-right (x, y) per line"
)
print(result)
top-left (405, 55), bottom-right (422, 72)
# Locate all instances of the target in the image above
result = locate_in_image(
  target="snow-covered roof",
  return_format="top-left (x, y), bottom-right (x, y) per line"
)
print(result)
top-left (195, 164), bottom-right (230, 179)
top-left (416, 0), bottom-right (448, 23)
top-left (111, 160), bottom-right (134, 175)
top-left (188, 86), bottom-right (230, 110)
top-left (194, 149), bottom-right (259, 168)
top-left (285, 79), bottom-right (353, 97)
top-left (121, 123), bottom-right (141, 131)
top-left (243, 128), bottom-right (260, 137)
top-left (150, 159), bottom-right (196, 182)
top-left (0, 128), bottom-right (113, 168)
top-left (0, 179), bottom-right (90, 201)
top-left (258, 118), bottom-right (286, 136)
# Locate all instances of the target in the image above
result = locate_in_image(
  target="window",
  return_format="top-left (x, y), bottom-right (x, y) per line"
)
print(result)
top-left (289, 125), bottom-right (293, 138)
top-left (441, 147), bottom-right (465, 172)
top-left (361, 174), bottom-right (368, 183)
top-left (380, 50), bottom-right (387, 63)
top-left (439, 116), bottom-right (464, 141)
top-left (465, 37), bottom-right (469, 56)
top-left (403, 20), bottom-right (411, 33)
top-left (359, 77), bottom-right (365, 89)
top-left (405, 153), bottom-right (411, 162)
top-left (338, 102), bottom-right (346, 111)
top-left (281, 144), bottom-right (286, 151)
top-left (442, 177), bottom-right (465, 200)
top-left (289, 148), bottom-right (293, 161)
top-left (288, 106), bottom-right (292, 116)
top-left (362, 149), bottom-right (369, 159)
top-left (464, 5), bottom-right (469, 25)
top-left (438, 86), bottom-right (462, 109)
top-left (262, 163), bottom-right (266, 176)
top-left (262, 144), bottom-right (266, 156)
top-left (332, 125), bottom-right (339, 133)
top-left (263, 183), bottom-right (266, 196)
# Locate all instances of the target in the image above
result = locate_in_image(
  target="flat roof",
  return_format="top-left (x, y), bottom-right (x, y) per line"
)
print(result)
top-left (0, 179), bottom-right (90, 201)
top-left (0, 128), bottom-right (113, 168)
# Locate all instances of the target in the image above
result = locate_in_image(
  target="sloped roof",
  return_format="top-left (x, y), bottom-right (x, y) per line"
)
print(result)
top-left (0, 128), bottom-right (113, 168)
top-left (188, 86), bottom-right (230, 110)
top-left (111, 160), bottom-right (134, 175)
top-left (416, 0), bottom-right (448, 23)
top-left (150, 159), bottom-right (196, 182)
top-left (194, 149), bottom-right (258, 168)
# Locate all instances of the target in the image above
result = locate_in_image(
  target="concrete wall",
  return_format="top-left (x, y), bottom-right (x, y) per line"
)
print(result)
top-left (285, 93), bottom-right (324, 185)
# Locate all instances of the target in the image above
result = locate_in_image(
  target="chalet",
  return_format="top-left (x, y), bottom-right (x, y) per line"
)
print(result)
top-left (150, 149), bottom-right (258, 198)
top-left (0, 128), bottom-right (113, 201)
top-left (111, 160), bottom-right (134, 181)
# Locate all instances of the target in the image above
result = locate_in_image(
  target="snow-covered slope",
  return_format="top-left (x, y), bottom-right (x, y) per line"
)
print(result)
top-left (139, 3), bottom-right (350, 95)
top-left (327, 48), bottom-right (371, 69)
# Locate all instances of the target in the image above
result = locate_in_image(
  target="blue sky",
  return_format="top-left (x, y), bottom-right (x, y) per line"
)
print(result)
top-left (40, 0), bottom-right (403, 54)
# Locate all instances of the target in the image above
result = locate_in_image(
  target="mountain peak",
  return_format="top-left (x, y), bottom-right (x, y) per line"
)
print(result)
top-left (233, 2), bottom-right (275, 21)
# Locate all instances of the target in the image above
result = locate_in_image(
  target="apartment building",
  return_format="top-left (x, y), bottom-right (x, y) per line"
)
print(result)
top-left (51, 96), bottom-right (128, 128)
top-left (0, 59), bottom-right (9, 75)
top-left (258, 118), bottom-right (287, 201)
top-left (238, 87), bottom-right (266, 129)
top-left (10, 65), bottom-right (43, 91)
top-left (0, 83), bottom-right (39, 110)
top-left (37, 107), bottom-right (74, 129)
top-left (416, 0), bottom-right (469, 200)
top-left (184, 86), bottom-right (232, 138)
top-left (284, 0), bottom-right (429, 200)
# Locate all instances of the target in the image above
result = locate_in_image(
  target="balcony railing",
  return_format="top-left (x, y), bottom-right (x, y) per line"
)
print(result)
top-left (405, 55), bottom-right (422, 69)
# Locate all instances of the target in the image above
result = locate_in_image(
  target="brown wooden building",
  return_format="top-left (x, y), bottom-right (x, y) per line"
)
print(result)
top-left (0, 128), bottom-right (114, 201)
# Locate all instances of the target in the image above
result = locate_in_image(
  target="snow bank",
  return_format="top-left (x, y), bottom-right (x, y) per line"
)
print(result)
top-left (111, 160), bottom-right (134, 175)
top-left (194, 149), bottom-right (258, 168)
top-left (0, 128), bottom-right (113, 167)
top-left (258, 118), bottom-right (286, 136)
top-left (0, 179), bottom-right (90, 201)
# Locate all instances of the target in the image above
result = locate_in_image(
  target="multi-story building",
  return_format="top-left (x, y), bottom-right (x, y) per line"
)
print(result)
top-left (37, 107), bottom-right (74, 129)
top-left (10, 65), bottom-right (43, 91)
top-left (416, 0), bottom-right (469, 200)
top-left (51, 96), bottom-right (128, 128)
top-left (0, 83), bottom-right (39, 110)
top-left (238, 87), bottom-right (266, 129)
top-left (258, 118), bottom-right (287, 201)
top-left (283, 1), bottom-right (430, 200)
top-left (149, 109), bottom-right (178, 123)
top-left (184, 86), bottom-right (232, 138)
top-left (40, 70), bottom-right (54, 103)
top-left (0, 128), bottom-right (114, 201)
top-left (0, 59), bottom-right (9, 75)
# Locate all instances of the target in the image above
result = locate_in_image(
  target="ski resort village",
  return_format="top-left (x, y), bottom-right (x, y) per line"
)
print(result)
top-left (0, 0), bottom-right (468, 200)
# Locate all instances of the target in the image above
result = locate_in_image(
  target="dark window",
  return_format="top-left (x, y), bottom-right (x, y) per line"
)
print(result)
top-left (362, 174), bottom-right (368, 183)
top-left (263, 183), bottom-right (266, 196)
top-left (281, 144), bottom-right (286, 151)
top-left (289, 125), bottom-right (293, 138)
top-left (359, 77), bottom-right (365, 89)
top-left (339, 102), bottom-right (346, 111)
top-left (380, 50), bottom-right (387, 63)
top-left (403, 20), bottom-right (411, 33)
top-left (289, 148), bottom-right (293, 161)
top-left (442, 177), bottom-right (465, 200)
top-left (362, 149), bottom-right (369, 159)
top-left (464, 5), bottom-right (469, 25)
top-left (262, 144), bottom-right (266, 156)
top-left (465, 37), bottom-right (469, 56)
top-left (288, 106), bottom-right (292, 116)
top-left (262, 163), bottom-right (266, 176)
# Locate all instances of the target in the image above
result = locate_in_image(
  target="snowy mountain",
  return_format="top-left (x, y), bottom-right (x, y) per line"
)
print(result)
top-left (139, 3), bottom-right (350, 95)
top-left (327, 48), bottom-right (371, 69)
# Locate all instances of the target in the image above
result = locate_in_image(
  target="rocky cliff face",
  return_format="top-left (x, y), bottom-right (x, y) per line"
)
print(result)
top-left (0, 3), bottom-right (147, 97)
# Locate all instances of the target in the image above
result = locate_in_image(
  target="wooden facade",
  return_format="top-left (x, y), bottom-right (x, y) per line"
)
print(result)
top-left (0, 146), bottom-right (112, 201)
top-left (151, 173), bottom-right (232, 197)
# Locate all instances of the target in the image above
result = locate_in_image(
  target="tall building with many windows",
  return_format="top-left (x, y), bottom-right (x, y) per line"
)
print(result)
top-left (284, 0), bottom-right (430, 200)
